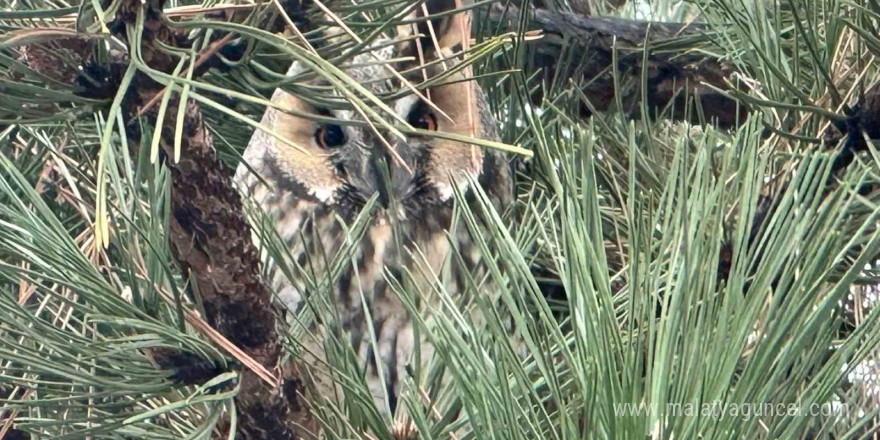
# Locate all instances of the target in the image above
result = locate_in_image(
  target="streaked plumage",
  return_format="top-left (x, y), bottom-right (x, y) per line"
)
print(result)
top-left (234, 5), bottom-right (510, 413)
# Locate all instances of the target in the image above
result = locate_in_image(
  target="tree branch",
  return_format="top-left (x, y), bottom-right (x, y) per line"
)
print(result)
top-left (107, 0), bottom-right (313, 438)
top-left (488, 4), bottom-right (747, 128)
top-left (158, 96), bottom-right (311, 440)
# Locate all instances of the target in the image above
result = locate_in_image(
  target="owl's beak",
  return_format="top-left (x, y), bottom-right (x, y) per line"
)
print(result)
top-left (369, 148), bottom-right (394, 209)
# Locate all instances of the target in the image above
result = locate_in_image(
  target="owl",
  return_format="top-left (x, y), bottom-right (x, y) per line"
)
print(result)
top-left (233, 2), bottom-right (511, 415)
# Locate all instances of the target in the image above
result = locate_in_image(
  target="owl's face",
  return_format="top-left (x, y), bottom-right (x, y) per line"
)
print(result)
top-left (267, 45), bottom-right (490, 221)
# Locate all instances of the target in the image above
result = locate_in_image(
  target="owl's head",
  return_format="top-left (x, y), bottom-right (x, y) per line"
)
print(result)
top-left (255, 0), bottom-right (507, 220)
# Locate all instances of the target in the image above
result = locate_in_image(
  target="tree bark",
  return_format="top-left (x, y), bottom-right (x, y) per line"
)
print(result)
top-left (109, 0), bottom-right (313, 438)
top-left (487, 4), bottom-right (747, 128)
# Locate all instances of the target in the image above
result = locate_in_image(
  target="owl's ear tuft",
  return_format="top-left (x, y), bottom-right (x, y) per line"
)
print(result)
top-left (397, 0), bottom-right (470, 62)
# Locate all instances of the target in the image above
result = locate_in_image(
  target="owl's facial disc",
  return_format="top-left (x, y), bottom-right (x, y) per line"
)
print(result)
top-left (317, 101), bottom-right (436, 211)
top-left (308, 77), bottom-right (486, 214)
top-left (268, 32), bottom-right (486, 212)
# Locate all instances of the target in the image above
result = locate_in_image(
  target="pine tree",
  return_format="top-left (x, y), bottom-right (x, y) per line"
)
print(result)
top-left (1, 0), bottom-right (879, 438)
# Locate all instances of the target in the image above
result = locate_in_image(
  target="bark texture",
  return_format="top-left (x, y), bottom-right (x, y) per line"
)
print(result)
top-left (488, 4), bottom-right (747, 128)
top-left (108, 0), bottom-right (314, 438)
top-left (159, 98), bottom-right (311, 440)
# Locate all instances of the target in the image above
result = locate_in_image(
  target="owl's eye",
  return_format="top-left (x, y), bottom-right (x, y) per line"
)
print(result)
top-left (316, 125), bottom-right (346, 149)
top-left (407, 108), bottom-right (438, 131)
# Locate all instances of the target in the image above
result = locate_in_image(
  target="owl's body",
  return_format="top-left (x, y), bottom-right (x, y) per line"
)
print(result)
top-left (234, 13), bottom-right (510, 413)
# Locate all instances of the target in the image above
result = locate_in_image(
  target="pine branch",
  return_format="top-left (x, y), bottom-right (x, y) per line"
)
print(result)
top-left (488, 4), bottom-right (747, 128)
top-left (157, 96), bottom-right (311, 440)
top-left (105, 0), bottom-right (313, 437)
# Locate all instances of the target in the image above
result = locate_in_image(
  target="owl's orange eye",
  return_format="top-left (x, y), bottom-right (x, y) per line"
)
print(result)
top-left (316, 125), bottom-right (346, 149)
top-left (408, 110), bottom-right (438, 131)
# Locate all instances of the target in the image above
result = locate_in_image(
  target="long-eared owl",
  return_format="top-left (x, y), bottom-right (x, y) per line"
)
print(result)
top-left (234, 0), bottom-right (511, 414)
